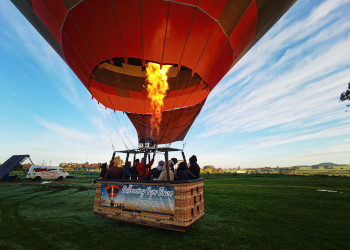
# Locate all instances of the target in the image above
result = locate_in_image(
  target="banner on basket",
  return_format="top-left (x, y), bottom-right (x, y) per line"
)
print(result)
top-left (100, 183), bottom-right (175, 215)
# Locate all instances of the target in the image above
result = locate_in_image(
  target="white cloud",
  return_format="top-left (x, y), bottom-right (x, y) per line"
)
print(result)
top-left (177, 0), bottom-right (350, 168)
top-left (273, 143), bottom-right (350, 165)
top-left (253, 121), bottom-right (350, 149)
top-left (206, 0), bottom-right (350, 108)
top-left (0, 1), bottom-right (89, 111)
top-left (198, 0), bottom-right (350, 140)
top-left (29, 117), bottom-right (125, 164)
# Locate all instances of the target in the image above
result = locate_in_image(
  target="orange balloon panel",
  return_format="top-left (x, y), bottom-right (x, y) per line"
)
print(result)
top-left (127, 101), bottom-right (205, 144)
top-left (12, 0), bottom-right (296, 144)
top-left (90, 69), bottom-right (209, 114)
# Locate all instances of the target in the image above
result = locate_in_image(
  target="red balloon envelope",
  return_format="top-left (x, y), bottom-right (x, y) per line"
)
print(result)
top-left (11, 0), bottom-right (295, 144)
top-left (105, 185), bottom-right (121, 198)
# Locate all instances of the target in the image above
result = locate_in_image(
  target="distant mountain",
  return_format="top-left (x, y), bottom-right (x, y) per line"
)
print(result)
top-left (312, 162), bottom-right (341, 167)
top-left (291, 163), bottom-right (350, 168)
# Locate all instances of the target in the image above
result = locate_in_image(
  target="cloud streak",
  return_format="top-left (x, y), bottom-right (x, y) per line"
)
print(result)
top-left (31, 117), bottom-right (125, 164)
top-left (0, 3), bottom-right (139, 162)
top-left (176, 0), bottom-right (350, 167)
top-left (198, 0), bottom-right (350, 144)
top-left (0, 1), bottom-right (90, 111)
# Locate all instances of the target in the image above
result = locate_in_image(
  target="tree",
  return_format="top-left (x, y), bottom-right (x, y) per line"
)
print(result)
top-left (216, 168), bottom-right (224, 173)
top-left (203, 165), bottom-right (215, 171)
top-left (203, 168), bottom-right (212, 174)
top-left (340, 82), bottom-right (350, 111)
top-left (113, 156), bottom-right (124, 166)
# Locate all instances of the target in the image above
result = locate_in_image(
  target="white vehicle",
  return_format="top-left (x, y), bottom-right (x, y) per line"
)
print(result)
top-left (26, 165), bottom-right (69, 181)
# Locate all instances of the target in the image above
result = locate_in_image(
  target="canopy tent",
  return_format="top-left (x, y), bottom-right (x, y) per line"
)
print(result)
top-left (0, 155), bottom-right (33, 179)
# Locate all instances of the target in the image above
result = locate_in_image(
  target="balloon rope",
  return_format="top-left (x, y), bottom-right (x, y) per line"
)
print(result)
top-left (105, 110), bottom-right (132, 149)
top-left (94, 101), bottom-right (119, 149)
top-left (98, 69), bottom-right (137, 149)
top-left (113, 112), bottom-right (137, 148)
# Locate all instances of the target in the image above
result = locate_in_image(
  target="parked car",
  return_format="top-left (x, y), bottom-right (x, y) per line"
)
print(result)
top-left (26, 165), bottom-right (69, 181)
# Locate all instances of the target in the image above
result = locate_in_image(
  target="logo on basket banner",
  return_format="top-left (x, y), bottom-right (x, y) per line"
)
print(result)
top-left (100, 184), bottom-right (174, 215)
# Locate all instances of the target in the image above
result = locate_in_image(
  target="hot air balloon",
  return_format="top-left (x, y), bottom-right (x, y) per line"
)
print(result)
top-left (11, 0), bottom-right (295, 145)
top-left (11, 0), bottom-right (296, 231)
top-left (105, 184), bottom-right (121, 207)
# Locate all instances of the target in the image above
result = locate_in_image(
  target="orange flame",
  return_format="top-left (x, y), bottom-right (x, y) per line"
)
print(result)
top-left (145, 62), bottom-right (171, 138)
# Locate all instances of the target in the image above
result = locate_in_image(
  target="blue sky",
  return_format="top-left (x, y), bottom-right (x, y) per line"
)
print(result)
top-left (1, 0), bottom-right (350, 168)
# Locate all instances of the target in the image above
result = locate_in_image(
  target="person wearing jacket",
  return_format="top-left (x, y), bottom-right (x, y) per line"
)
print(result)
top-left (146, 160), bottom-right (164, 180)
top-left (157, 160), bottom-right (175, 181)
top-left (129, 159), bottom-right (139, 179)
top-left (91, 162), bottom-right (108, 187)
top-left (189, 155), bottom-right (200, 179)
top-left (105, 160), bottom-right (123, 179)
top-left (136, 153), bottom-right (155, 180)
top-left (122, 161), bottom-right (132, 179)
top-left (170, 158), bottom-right (178, 171)
top-left (176, 162), bottom-right (195, 180)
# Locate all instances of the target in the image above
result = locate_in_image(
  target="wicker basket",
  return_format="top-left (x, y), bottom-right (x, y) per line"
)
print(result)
top-left (93, 178), bottom-right (204, 231)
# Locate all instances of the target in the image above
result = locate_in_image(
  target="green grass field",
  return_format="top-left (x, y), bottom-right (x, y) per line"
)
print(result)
top-left (295, 165), bottom-right (350, 176)
top-left (0, 174), bottom-right (349, 249)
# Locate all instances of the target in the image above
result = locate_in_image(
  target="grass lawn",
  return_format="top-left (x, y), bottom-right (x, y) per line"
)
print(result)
top-left (0, 174), bottom-right (349, 249)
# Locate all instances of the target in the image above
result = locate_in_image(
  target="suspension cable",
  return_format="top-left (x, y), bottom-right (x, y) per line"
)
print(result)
top-left (95, 101), bottom-right (128, 149)
top-left (95, 101), bottom-right (115, 148)
top-left (115, 112), bottom-right (137, 148)
top-left (108, 110), bottom-right (136, 149)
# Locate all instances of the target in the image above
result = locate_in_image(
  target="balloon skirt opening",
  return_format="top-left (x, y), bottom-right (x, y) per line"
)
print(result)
top-left (93, 179), bottom-right (204, 232)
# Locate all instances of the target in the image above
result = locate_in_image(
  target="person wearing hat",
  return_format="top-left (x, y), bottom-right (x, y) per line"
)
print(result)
top-left (157, 160), bottom-right (175, 181)
top-left (146, 160), bottom-right (164, 180)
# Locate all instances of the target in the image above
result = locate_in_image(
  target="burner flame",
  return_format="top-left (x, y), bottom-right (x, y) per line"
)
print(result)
top-left (145, 62), bottom-right (171, 137)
